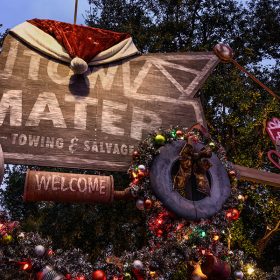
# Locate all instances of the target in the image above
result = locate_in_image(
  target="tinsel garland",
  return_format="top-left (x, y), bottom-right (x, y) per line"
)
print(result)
top-left (0, 126), bottom-right (279, 280)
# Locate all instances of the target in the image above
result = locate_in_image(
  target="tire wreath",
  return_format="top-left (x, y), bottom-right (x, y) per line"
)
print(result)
top-left (149, 140), bottom-right (231, 220)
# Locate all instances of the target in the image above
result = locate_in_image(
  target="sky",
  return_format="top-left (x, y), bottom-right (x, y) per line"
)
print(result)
top-left (1, 0), bottom-right (90, 30)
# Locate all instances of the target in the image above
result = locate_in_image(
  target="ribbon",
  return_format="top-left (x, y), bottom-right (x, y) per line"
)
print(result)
top-left (174, 144), bottom-right (212, 197)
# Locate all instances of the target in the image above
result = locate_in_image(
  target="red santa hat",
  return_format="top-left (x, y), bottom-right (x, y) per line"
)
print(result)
top-left (10, 19), bottom-right (139, 74)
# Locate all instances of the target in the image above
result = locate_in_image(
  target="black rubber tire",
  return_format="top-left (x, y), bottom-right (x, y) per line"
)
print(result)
top-left (150, 140), bottom-right (231, 220)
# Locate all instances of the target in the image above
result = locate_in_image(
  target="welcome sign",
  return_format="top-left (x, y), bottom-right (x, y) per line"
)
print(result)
top-left (0, 35), bottom-right (218, 171)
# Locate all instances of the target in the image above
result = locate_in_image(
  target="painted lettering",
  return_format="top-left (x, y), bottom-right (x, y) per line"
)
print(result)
top-left (130, 106), bottom-right (162, 140)
top-left (35, 174), bottom-right (51, 191)
top-left (0, 90), bottom-right (22, 126)
top-left (101, 100), bottom-right (126, 136)
top-left (26, 92), bottom-right (66, 128)
top-left (23, 50), bottom-right (41, 80)
top-left (65, 95), bottom-right (98, 130)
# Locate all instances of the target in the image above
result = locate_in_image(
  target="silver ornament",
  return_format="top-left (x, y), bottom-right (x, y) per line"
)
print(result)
top-left (35, 245), bottom-right (46, 256)
top-left (138, 164), bottom-right (146, 171)
top-left (40, 266), bottom-right (64, 280)
top-left (136, 199), bottom-right (145, 210)
top-left (133, 260), bottom-right (144, 270)
top-left (234, 271), bottom-right (244, 279)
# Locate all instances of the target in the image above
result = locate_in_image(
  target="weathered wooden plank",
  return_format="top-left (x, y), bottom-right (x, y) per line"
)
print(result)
top-left (234, 164), bottom-right (280, 188)
top-left (0, 34), bottom-right (219, 171)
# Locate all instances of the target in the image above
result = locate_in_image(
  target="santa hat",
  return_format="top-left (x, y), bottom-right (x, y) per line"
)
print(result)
top-left (10, 19), bottom-right (139, 74)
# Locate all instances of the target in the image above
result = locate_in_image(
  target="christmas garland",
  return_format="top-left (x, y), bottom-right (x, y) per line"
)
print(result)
top-left (0, 126), bottom-right (279, 280)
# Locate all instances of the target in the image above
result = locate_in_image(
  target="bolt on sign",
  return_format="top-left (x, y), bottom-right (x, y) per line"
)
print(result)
top-left (0, 34), bottom-right (218, 171)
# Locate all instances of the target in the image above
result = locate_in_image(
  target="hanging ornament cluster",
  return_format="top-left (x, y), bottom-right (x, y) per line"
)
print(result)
top-left (127, 124), bottom-right (239, 212)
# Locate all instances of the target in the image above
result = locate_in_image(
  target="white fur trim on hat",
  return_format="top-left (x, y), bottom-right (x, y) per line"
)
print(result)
top-left (10, 21), bottom-right (139, 71)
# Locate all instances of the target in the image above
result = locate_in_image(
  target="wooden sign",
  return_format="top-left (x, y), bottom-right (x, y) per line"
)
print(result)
top-left (0, 35), bottom-right (218, 171)
top-left (266, 117), bottom-right (280, 170)
top-left (24, 170), bottom-right (114, 203)
top-left (266, 117), bottom-right (280, 145)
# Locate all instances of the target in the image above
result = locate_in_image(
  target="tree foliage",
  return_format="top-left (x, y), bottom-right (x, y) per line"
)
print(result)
top-left (1, 0), bottom-right (279, 278)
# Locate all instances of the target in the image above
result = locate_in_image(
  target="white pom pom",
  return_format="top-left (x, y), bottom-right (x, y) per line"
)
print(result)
top-left (70, 57), bottom-right (88, 75)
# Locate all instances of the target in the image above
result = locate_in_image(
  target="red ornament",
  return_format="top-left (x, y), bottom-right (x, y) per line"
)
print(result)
top-left (132, 150), bottom-right (140, 159)
top-left (144, 199), bottom-right (153, 209)
top-left (47, 249), bottom-right (54, 256)
top-left (226, 208), bottom-right (240, 221)
top-left (176, 130), bottom-right (183, 138)
top-left (228, 170), bottom-right (236, 177)
top-left (92, 270), bottom-right (107, 280)
top-left (65, 274), bottom-right (72, 279)
top-left (156, 229), bottom-right (163, 237)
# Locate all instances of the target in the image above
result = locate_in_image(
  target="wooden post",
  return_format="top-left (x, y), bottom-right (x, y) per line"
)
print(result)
top-left (234, 164), bottom-right (280, 188)
top-left (74, 0), bottom-right (79, 24)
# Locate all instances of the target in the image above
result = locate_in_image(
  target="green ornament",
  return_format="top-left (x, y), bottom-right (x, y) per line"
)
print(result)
top-left (124, 272), bottom-right (132, 280)
top-left (155, 134), bottom-right (166, 145)
top-left (170, 130), bottom-right (177, 138)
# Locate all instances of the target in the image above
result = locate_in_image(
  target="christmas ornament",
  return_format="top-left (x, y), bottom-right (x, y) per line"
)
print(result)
top-left (154, 134), bottom-right (166, 145)
top-left (2, 234), bottom-right (13, 243)
top-left (35, 245), bottom-right (46, 256)
top-left (234, 270), bottom-right (244, 279)
top-left (138, 164), bottom-right (146, 172)
top-left (176, 130), bottom-right (184, 138)
top-left (132, 150), bottom-right (140, 159)
top-left (37, 265), bottom-right (64, 280)
top-left (228, 170), bottom-right (236, 177)
top-left (208, 142), bottom-right (215, 149)
top-left (136, 199), bottom-right (145, 210)
top-left (132, 260), bottom-right (144, 270)
top-left (201, 254), bottom-right (231, 280)
top-left (225, 209), bottom-right (240, 221)
top-left (92, 269), bottom-right (107, 280)
top-left (144, 199), bottom-right (153, 209)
